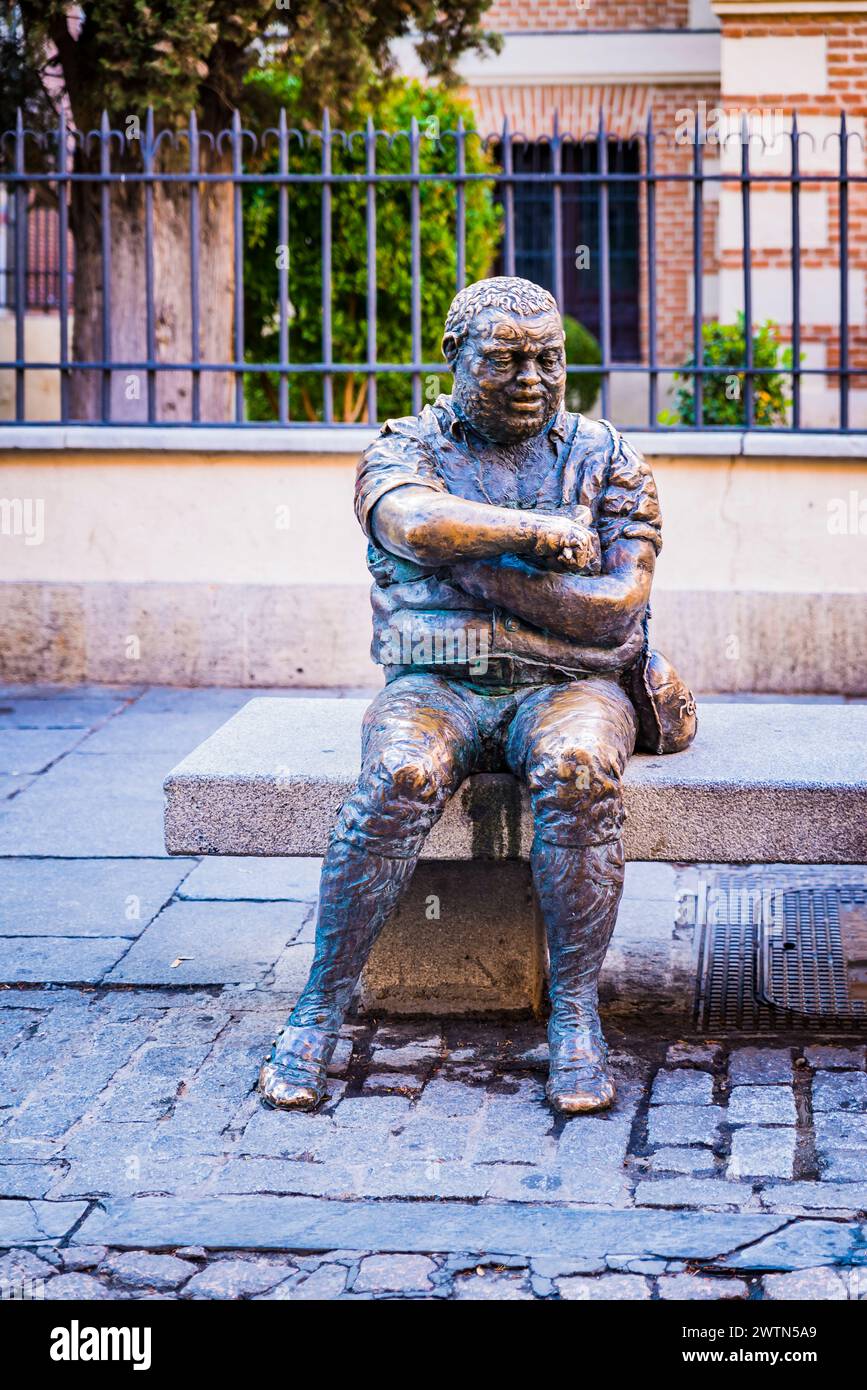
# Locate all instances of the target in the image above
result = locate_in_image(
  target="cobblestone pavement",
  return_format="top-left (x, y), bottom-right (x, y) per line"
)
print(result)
top-left (1, 686), bottom-right (866, 1301)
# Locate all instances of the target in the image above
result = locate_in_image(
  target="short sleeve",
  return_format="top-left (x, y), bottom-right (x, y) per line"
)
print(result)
top-left (597, 434), bottom-right (662, 555)
top-left (354, 411), bottom-right (447, 538)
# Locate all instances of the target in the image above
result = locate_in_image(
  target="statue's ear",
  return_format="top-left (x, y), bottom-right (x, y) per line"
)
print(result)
top-left (441, 332), bottom-right (459, 367)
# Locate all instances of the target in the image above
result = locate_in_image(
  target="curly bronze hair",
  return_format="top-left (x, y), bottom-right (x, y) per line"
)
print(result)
top-left (442, 276), bottom-right (561, 364)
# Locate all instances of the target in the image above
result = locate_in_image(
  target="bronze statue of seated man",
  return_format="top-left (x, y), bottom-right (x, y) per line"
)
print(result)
top-left (259, 275), bottom-right (696, 1116)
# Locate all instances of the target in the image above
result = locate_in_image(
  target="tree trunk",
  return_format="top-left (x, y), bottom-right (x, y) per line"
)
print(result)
top-left (69, 144), bottom-right (234, 423)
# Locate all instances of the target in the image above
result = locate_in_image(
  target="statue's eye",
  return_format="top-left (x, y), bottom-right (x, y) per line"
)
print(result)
top-left (489, 353), bottom-right (513, 369)
top-left (540, 351), bottom-right (561, 369)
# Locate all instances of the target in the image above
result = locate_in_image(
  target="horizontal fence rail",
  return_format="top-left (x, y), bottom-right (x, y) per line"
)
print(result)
top-left (1, 109), bottom-right (866, 430)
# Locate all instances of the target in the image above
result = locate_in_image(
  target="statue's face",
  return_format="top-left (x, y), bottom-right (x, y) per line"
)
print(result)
top-left (449, 308), bottom-right (566, 444)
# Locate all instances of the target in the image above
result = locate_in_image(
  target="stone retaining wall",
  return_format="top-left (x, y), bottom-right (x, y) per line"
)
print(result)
top-left (1, 433), bottom-right (865, 692)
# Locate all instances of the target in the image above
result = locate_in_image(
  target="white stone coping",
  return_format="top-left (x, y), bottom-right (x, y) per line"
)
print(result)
top-left (2, 425), bottom-right (867, 459)
top-left (392, 30), bottom-right (722, 87)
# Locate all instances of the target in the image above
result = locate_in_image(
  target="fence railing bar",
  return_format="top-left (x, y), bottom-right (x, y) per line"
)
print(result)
top-left (232, 109), bottom-right (245, 423)
top-left (57, 108), bottom-right (70, 423)
top-left (552, 110), bottom-right (564, 315)
top-left (410, 114), bottom-right (422, 415)
top-left (741, 114), bottom-right (753, 430)
top-left (277, 107), bottom-right (290, 425)
top-left (791, 112), bottom-right (801, 431)
top-left (365, 115), bottom-right (377, 426)
top-left (645, 109), bottom-right (658, 428)
top-left (144, 107), bottom-right (157, 423)
top-left (692, 110), bottom-right (704, 429)
top-left (8, 167), bottom-right (867, 187)
top-left (839, 111), bottom-right (849, 432)
top-left (597, 109), bottom-right (611, 420)
top-left (456, 115), bottom-right (467, 293)
top-left (15, 358), bottom-right (851, 377)
top-left (502, 117), bottom-right (515, 276)
top-left (189, 110), bottom-right (201, 423)
top-left (13, 110), bottom-right (26, 421)
top-left (100, 110), bottom-right (112, 422)
top-left (321, 108), bottom-right (333, 423)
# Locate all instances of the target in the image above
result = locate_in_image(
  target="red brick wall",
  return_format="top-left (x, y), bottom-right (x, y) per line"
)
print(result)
top-left (485, 1), bottom-right (691, 30)
top-left (718, 15), bottom-right (867, 404)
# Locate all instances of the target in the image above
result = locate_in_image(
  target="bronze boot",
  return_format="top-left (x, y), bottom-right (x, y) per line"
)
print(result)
top-left (258, 1024), bottom-right (335, 1111)
top-left (532, 839), bottom-right (625, 1115)
top-left (546, 1013), bottom-right (615, 1115)
top-left (258, 834), bottom-right (417, 1111)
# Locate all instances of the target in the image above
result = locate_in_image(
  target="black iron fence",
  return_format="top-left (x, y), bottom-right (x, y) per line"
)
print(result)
top-left (1, 109), bottom-right (865, 430)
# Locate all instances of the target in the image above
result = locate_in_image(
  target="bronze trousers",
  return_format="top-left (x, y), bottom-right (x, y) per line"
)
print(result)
top-left (288, 672), bottom-right (638, 1045)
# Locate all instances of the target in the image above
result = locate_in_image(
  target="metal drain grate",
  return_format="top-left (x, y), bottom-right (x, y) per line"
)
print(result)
top-left (757, 885), bottom-right (867, 1021)
top-left (693, 872), bottom-right (867, 1034)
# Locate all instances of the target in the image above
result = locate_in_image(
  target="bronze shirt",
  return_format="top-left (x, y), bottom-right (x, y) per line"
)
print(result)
top-left (355, 395), bottom-right (662, 689)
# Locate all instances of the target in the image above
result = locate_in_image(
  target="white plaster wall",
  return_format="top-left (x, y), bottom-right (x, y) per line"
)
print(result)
top-left (717, 267), bottom-right (867, 327)
top-left (718, 189), bottom-right (828, 251)
top-left (1, 453), bottom-right (865, 594)
top-left (721, 35), bottom-right (827, 97)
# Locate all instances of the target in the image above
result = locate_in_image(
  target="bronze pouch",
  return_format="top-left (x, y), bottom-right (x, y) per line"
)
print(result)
top-left (623, 646), bottom-right (698, 755)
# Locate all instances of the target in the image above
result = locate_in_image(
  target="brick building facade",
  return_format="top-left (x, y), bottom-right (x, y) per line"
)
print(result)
top-left (428, 0), bottom-right (867, 428)
top-left (715, 6), bottom-right (867, 425)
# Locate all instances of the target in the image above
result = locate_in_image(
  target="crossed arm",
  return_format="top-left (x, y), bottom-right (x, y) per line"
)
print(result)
top-left (370, 484), bottom-right (654, 651)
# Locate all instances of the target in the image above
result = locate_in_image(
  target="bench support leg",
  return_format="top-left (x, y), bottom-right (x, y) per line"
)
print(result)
top-left (357, 860), bottom-right (546, 1017)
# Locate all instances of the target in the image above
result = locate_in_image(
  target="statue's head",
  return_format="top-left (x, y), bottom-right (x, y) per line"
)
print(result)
top-left (442, 276), bottom-right (566, 444)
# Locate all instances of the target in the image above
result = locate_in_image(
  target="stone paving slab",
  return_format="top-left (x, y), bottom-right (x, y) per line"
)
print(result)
top-left (0, 729), bottom-right (87, 774)
top-left (105, 900), bottom-right (307, 985)
top-left (73, 1195), bottom-right (791, 1261)
top-left (0, 1198), bottom-right (88, 1244)
top-left (178, 855), bottom-right (321, 902)
top-left (0, 858), bottom-right (196, 936)
top-left (0, 752), bottom-right (175, 857)
top-left (0, 687), bottom-right (138, 728)
top-left (0, 936), bottom-right (131, 984)
top-left (0, 775), bottom-right (31, 800)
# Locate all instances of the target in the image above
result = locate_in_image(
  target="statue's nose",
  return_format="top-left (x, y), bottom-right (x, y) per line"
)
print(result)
top-left (516, 359), bottom-right (541, 385)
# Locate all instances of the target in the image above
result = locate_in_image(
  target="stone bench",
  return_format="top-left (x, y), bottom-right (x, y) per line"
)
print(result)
top-left (164, 698), bottom-right (867, 1015)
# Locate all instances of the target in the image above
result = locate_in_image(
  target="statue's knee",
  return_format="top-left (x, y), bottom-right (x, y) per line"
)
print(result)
top-left (345, 741), bottom-right (457, 841)
top-left (374, 744), bottom-right (449, 803)
top-left (528, 739), bottom-right (623, 841)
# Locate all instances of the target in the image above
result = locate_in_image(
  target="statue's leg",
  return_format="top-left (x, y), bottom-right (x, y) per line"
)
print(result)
top-left (506, 678), bottom-right (637, 1115)
top-left (259, 675), bottom-right (477, 1110)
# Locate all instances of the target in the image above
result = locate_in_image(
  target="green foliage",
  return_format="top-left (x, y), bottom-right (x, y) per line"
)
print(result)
top-left (242, 79), bottom-right (502, 423)
top-left (0, 11), bottom-right (57, 135)
top-left (659, 314), bottom-right (794, 427)
top-left (562, 314), bottom-right (602, 415)
top-left (10, 2), bottom-right (500, 130)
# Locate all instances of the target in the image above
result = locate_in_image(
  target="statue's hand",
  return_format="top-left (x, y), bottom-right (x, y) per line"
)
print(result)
top-left (526, 511), bottom-right (599, 573)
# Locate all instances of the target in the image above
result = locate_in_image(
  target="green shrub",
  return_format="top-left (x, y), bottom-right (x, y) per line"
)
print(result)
top-left (658, 314), bottom-right (794, 427)
top-left (562, 314), bottom-right (602, 415)
top-left (243, 77), bottom-right (501, 422)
